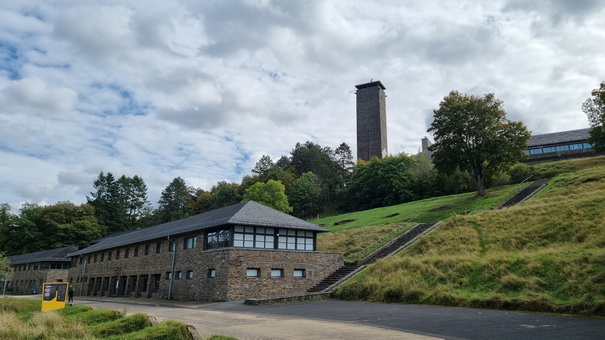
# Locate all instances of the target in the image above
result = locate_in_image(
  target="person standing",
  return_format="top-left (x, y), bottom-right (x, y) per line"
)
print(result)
top-left (68, 286), bottom-right (75, 303)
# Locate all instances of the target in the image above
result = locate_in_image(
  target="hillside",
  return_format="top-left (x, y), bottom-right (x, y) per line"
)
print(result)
top-left (320, 156), bottom-right (605, 315)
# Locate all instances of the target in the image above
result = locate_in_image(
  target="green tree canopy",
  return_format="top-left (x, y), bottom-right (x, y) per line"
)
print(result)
top-left (290, 172), bottom-right (322, 218)
top-left (243, 180), bottom-right (292, 213)
top-left (211, 181), bottom-right (242, 209)
top-left (582, 81), bottom-right (605, 152)
top-left (158, 177), bottom-right (193, 223)
top-left (428, 91), bottom-right (530, 196)
top-left (344, 155), bottom-right (416, 211)
top-left (87, 172), bottom-right (152, 233)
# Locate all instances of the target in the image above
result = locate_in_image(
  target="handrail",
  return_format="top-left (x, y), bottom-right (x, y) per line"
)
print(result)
top-left (351, 214), bottom-right (418, 264)
top-left (494, 174), bottom-right (534, 209)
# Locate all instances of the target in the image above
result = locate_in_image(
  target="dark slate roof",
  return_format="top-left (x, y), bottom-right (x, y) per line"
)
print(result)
top-left (8, 245), bottom-right (79, 265)
top-left (528, 128), bottom-right (591, 147)
top-left (355, 80), bottom-right (386, 90)
top-left (69, 201), bottom-right (328, 256)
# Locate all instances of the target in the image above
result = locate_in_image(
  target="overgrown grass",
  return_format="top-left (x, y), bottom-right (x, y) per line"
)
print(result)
top-left (331, 156), bottom-right (605, 315)
top-left (0, 298), bottom-right (236, 339)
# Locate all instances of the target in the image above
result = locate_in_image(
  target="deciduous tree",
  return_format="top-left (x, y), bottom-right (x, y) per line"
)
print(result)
top-left (582, 81), bottom-right (605, 152)
top-left (243, 180), bottom-right (292, 213)
top-left (290, 172), bottom-right (322, 218)
top-left (428, 91), bottom-right (530, 196)
top-left (344, 155), bottom-right (416, 211)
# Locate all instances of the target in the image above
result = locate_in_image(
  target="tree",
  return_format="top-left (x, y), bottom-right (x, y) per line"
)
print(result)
top-left (243, 180), bottom-right (292, 213)
top-left (290, 172), bottom-right (322, 218)
top-left (582, 81), bottom-right (605, 152)
top-left (211, 181), bottom-right (242, 209)
top-left (87, 172), bottom-right (152, 233)
top-left (39, 202), bottom-right (106, 249)
top-left (344, 155), bottom-right (416, 211)
top-left (158, 177), bottom-right (193, 223)
top-left (290, 141), bottom-right (347, 204)
top-left (428, 91), bottom-right (530, 196)
top-left (252, 155), bottom-right (275, 174)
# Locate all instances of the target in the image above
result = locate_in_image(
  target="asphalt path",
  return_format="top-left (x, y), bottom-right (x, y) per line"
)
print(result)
top-left (12, 295), bottom-right (605, 339)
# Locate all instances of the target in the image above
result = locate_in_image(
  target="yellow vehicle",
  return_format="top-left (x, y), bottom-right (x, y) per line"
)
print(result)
top-left (41, 282), bottom-right (69, 312)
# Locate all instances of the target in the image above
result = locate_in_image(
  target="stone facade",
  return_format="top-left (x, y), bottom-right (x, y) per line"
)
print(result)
top-left (68, 232), bottom-right (343, 301)
top-left (356, 80), bottom-right (388, 161)
top-left (6, 245), bottom-right (77, 294)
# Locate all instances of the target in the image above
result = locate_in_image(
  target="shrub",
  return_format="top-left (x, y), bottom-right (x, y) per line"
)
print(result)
top-left (92, 313), bottom-right (151, 337)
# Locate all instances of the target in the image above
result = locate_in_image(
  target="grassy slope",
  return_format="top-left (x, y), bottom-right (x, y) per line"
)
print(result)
top-left (326, 156), bottom-right (605, 315)
top-left (315, 182), bottom-right (532, 262)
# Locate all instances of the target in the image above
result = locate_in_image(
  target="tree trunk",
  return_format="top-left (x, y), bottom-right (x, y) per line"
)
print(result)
top-left (476, 173), bottom-right (486, 196)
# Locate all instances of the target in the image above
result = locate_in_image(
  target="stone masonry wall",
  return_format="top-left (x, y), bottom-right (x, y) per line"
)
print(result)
top-left (68, 232), bottom-right (343, 301)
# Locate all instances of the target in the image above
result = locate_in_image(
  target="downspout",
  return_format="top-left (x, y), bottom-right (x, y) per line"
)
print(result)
top-left (167, 236), bottom-right (176, 300)
top-left (79, 255), bottom-right (87, 296)
top-left (26, 263), bottom-right (32, 294)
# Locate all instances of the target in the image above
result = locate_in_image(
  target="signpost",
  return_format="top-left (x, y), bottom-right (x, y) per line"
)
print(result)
top-left (41, 282), bottom-right (69, 312)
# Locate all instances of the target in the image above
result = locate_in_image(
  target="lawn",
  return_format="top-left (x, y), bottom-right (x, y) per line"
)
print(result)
top-left (326, 156), bottom-right (605, 315)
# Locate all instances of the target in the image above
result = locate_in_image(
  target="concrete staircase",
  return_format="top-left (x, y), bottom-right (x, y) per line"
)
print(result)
top-left (306, 222), bottom-right (439, 294)
top-left (307, 264), bottom-right (362, 293)
top-left (498, 178), bottom-right (549, 208)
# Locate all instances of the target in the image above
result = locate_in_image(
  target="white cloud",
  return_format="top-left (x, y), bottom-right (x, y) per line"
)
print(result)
top-left (0, 0), bottom-right (603, 211)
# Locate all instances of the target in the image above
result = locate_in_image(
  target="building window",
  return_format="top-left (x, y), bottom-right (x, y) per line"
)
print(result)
top-left (79, 257), bottom-right (84, 265)
top-left (278, 229), bottom-right (314, 251)
top-left (156, 241), bottom-right (162, 253)
top-left (176, 271), bottom-right (183, 280)
top-left (144, 245), bottom-right (150, 255)
top-left (293, 269), bottom-right (306, 278)
top-left (107, 251), bottom-right (112, 261)
top-left (94, 254), bottom-right (97, 263)
top-left (116, 249), bottom-right (120, 259)
top-left (208, 269), bottom-right (216, 278)
top-left (153, 274), bottom-right (161, 293)
top-left (169, 241), bottom-right (176, 252)
top-left (206, 229), bottom-right (231, 250)
top-left (166, 272), bottom-right (172, 280)
top-left (186, 270), bottom-right (193, 279)
top-left (271, 269), bottom-right (284, 278)
top-left (100, 253), bottom-right (104, 262)
top-left (246, 268), bottom-right (260, 278)
top-left (184, 237), bottom-right (197, 249)
top-left (125, 248), bottom-right (130, 258)
top-left (134, 246), bottom-right (139, 257)
top-left (233, 226), bottom-right (275, 249)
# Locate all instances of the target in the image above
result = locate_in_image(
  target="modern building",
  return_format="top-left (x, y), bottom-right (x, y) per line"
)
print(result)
top-left (421, 128), bottom-right (598, 163)
top-left (524, 128), bottom-right (597, 163)
top-left (5, 245), bottom-right (78, 294)
top-left (356, 80), bottom-right (388, 161)
top-left (67, 201), bottom-right (343, 301)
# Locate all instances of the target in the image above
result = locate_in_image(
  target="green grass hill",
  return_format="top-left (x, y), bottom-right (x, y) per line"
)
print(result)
top-left (315, 156), bottom-right (605, 316)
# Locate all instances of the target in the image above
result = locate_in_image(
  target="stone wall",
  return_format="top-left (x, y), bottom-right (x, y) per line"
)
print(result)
top-left (8, 265), bottom-right (70, 294)
top-left (68, 232), bottom-right (343, 301)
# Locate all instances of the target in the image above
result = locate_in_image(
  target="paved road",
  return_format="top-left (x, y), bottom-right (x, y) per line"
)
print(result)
top-left (13, 295), bottom-right (605, 339)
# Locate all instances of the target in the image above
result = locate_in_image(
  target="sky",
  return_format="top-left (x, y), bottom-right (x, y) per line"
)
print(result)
top-left (1, 0), bottom-right (604, 211)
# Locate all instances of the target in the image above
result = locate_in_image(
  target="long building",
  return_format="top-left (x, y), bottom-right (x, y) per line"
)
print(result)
top-left (5, 245), bottom-right (77, 294)
top-left (66, 201), bottom-right (343, 301)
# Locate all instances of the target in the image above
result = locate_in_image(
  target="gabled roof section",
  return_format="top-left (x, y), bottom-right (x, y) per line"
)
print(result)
top-left (69, 201), bottom-right (327, 256)
top-left (8, 245), bottom-right (79, 265)
top-left (528, 128), bottom-right (591, 147)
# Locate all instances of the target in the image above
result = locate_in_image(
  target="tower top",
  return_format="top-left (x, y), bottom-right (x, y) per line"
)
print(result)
top-left (355, 80), bottom-right (386, 90)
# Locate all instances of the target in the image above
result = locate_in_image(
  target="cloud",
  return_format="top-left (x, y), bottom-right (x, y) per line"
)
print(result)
top-left (0, 0), bottom-right (604, 212)
top-left (0, 77), bottom-right (77, 114)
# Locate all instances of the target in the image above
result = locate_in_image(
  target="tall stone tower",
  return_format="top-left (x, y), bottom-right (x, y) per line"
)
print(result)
top-left (356, 80), bottom-right (387, 161)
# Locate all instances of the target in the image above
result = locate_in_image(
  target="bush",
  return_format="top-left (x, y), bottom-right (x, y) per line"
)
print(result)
top-left (65, 308), bottom-right (122, 325)
top-left (110, 320), bottom-right (192, 340)
top-left (92, 313), bottom-right (151, 337)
